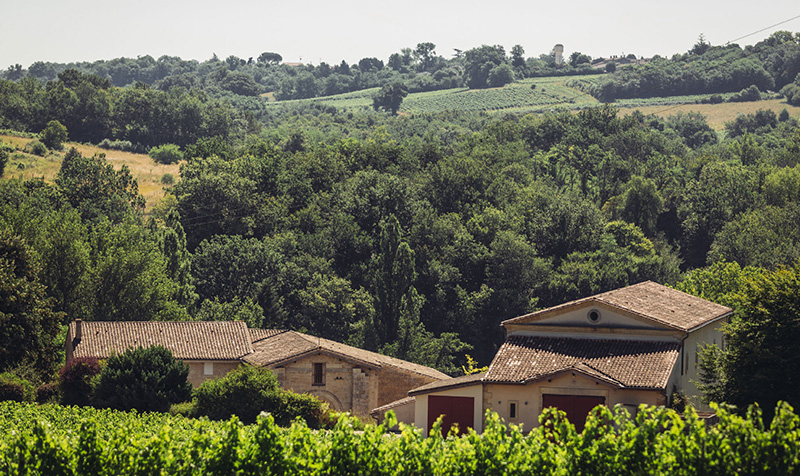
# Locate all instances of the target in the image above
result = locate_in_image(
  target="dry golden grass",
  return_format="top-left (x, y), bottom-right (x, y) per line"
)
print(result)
top-left (619, 99), bottom-right (800, 130)
top-left (1, 136), bottom-right (180, 211)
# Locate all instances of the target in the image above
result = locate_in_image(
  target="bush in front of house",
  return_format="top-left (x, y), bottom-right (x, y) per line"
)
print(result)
top-left (192, 365), bottom-right (328, 426)
top-left (35, 382), bottom-right (60, 403)
top-left (59, 357), bottom-right (102, 406)
top-left (92, 345), bottom-right (192, 413)
top-left (193, 364), bottom-right (280, 424)
top-left (272, 390), bottom-right (331, 428)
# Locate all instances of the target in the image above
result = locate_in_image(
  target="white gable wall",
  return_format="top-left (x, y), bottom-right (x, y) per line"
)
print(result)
top-left (677, 319), bottom-right (726, 410)
top-left (532, 304), bottom-right (665, 330)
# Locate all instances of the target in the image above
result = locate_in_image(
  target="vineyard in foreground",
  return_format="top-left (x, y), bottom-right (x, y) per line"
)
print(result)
top-left (2, 401), bottom-right (799, 475)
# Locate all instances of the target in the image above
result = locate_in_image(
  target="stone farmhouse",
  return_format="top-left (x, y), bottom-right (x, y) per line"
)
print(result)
top-left (65, 320), bottom-right (447, 417)
top-left (403, 281), bottom-right (732, 434)
top-left (66, 320), bottom-right (252, 387)
top-left (244, 329), bottom-right (448, 417)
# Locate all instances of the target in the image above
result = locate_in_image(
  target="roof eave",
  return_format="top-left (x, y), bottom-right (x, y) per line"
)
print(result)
top-left (686, 310), bottom-right (734, 333)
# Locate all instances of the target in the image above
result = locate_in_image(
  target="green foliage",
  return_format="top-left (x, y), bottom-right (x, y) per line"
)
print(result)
top-left (1, 401), bottom-right (800, 474)
top-left (0, 146), bottom-right (7, 178)
top-left (195, 297), bottom-right (264, 329)
top-left (463, 45), bottom-right (509, 89)
top-left (148, 143), bottom-right (183, 164)
top-left (24, 140), bottom-right (48, 156)
top-left (193, 365), bottom-right (326, 427)
top-left (40, 120), bottom-right (68, 150)
top-left (0, 229), bottom-right (61, 376)
top-left (699, 263), bottom-right (800, 418)
top-left (728, 84), bottom-right (762, 102)
top-left (372, 82), bottom-right (408, 115)
top-left (97, 138), bottom-right (134, 151)
top-left (220, 71), bottom-right (260, 96)
top-left (92, 345), bottom-right (192, 413)
top-left (160, 173), bottom-right (174, 185)
top-left (55, 147), bottom-right (145, 223)
top-left (724, 109), bottom-right (778, 138)
top-left (461, 354), bottom-right (488, 375)
top-left (0, 373), bottom-right (33, 402)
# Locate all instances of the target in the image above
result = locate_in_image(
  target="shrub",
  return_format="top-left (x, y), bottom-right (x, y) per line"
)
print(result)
top-left (0, 149), bottom-right (7, 178)
top-left (24, 140), bottom-right (48, 156)
top-left (0, 380), bottom-right (25, 402)
top-left (92, 346), bottom-right (192, 413)
top-left (193, 365), bottom-right (279, 424)
top-left (59, 357), bottom-right (102, 406)
top-left (728, 85), bottom-right (761, 102)
top-left (169, 401), bottom-right (198, 417)
top-left (0, 372), bottom-right (34, 402)
top-left (161, 173), bottom-right (175, 185)
top-left (149, 144), bottom-right (183, 164)
top-left (36, 382), bottom-right (60, 403)
top-left (40, 120), bottom-right (68, 150)
top-left (273, 391), bottom-right (329, 429)
top-left (97, 138), bottom-right (135, 151)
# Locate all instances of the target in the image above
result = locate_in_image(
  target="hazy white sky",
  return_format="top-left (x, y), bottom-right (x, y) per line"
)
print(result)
top-left (2, 1), bottom-right (799, 69)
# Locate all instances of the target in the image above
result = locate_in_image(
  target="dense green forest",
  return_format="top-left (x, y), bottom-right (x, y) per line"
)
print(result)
top-left (2, 31), bottom-right (800, 415)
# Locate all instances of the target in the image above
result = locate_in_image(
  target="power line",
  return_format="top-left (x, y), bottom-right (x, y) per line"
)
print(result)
top-left (554, 13), bottom-right (800, 115)
top-left (725, 14), bottom-right (800, 46)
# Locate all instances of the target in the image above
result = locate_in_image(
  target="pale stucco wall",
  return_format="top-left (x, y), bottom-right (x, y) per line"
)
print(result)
top-left (185, 360), bottom-right (241, 387)
top-left (677, 320), bottom-right (725, 410)
top-left (484, 373), bottom-right (664, 432)
top-left (414, 383), bottom-right (485, 434)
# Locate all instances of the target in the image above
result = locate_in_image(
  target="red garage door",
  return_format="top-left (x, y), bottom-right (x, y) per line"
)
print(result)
top-left (542, 394), bottom-right (605, 432)
top-left (428, 395), bottom-right (474, 436)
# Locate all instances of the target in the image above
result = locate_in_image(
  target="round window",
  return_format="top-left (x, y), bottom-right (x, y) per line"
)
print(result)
top-left (587, 309), bottom-right (601, 324)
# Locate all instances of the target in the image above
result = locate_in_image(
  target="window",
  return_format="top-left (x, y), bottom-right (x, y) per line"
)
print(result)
top-left (587, 309), bottom-right (601, 324)
top-left (312, 363), bottom-right (325, 386)
top-left (509, 401), bottom-right (518, 420)
top-left (203, 362), bottom-right (214, 376)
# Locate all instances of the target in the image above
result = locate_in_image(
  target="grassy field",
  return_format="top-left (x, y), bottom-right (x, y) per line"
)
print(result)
top-left (1, 135), bottom-right (179, 211)
top-left (617, 98), bottom-right (800, 130)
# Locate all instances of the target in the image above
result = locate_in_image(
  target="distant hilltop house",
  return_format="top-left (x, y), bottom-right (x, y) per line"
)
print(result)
top-left (65, 320), bottom-right (446, 418)
top-left (552, 44), bottom-right (564, 65)
top-left (395, 281), bottom-right (732, 434)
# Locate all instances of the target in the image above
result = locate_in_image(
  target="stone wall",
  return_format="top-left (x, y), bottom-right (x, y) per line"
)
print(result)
top-left (377, 367), bottom-right (440, 407)
top-left (275, 354), bottom-right (379, 417)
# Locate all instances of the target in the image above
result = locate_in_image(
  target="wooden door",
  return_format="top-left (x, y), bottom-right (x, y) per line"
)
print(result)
top-left (542, 394), bottom-right (605, 432)
top-left (427, 395), bottom-right (475, 435)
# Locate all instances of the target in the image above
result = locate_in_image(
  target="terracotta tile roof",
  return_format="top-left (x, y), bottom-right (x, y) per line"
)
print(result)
top-left (243, 331), bottom-right (449, 380)
top-left (484, 336), bottom-right (679, 390)
top-left (409, 372), bottom-right (485, 396)
top-left (503, 281), bottom-right (732, 331)
top-left (68, 320), bottom-right (253, 360)
top-left (370, 396), bottom-right (415, 415)
top-left (249, 328), bottom-right (287, 343)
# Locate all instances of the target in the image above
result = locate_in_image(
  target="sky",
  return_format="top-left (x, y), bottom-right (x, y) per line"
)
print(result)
top-left (2, 1), bottom-right (800, 69)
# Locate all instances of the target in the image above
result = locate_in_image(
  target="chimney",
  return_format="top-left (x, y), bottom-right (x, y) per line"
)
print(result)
top-left (72, 319), bottom-right (82, 349)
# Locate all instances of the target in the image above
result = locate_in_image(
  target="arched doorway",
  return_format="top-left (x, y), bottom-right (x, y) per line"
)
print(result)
top-left (310, 390), bottom-right (343, 411)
